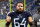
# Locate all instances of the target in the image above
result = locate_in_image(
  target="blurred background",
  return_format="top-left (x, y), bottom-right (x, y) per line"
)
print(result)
top-left (0, 0), bottom-right (40, 27)
top-left (0, 0), bottom-right (10, 27)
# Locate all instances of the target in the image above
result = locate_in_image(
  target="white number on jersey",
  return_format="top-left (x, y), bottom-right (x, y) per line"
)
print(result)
top-left (14, 18), bottom-right (26, 27)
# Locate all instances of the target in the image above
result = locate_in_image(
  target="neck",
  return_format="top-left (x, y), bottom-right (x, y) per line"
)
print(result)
top-left (16, 10), bottom-right (23, 14)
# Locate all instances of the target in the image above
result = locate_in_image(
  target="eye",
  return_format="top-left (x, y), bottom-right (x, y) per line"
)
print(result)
top-left (21, 6), bottom-right (23, 7)
top-left (18, 5), bottom-right (20, 7)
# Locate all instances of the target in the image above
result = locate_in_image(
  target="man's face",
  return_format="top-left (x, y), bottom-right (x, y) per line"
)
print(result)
top-left (16, 3), bottom-right (23, 12)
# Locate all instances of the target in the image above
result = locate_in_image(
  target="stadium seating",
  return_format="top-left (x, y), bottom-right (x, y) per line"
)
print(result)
top-left (0, 0), bottom-right (40, 19)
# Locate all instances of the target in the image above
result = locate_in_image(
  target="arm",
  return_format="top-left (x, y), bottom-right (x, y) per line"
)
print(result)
top-left (33, 18), bottom-right (37, 27)
top-left (28, 16), bottom-right (33, 27)
top-left (26, 11), bottom-right (33, 27)
top-left (5, 16), bottom-right (11, 27)
top-left (28, 16), bottom-right (33, 23)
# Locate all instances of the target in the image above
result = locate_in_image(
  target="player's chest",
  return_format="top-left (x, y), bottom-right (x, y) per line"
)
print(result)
top-left (13, 13), bottom-right (27, 18)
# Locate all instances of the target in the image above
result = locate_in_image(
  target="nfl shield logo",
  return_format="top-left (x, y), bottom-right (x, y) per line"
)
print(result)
top-left (18, 14), bottom-right (22, 18)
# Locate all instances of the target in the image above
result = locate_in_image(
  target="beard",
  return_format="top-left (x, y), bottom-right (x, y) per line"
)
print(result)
top-left (16, 9), bottom-right (23, 13)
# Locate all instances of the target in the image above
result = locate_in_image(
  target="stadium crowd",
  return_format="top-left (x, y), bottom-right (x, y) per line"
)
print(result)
top-left (0, 0), bottom-right (40, 19)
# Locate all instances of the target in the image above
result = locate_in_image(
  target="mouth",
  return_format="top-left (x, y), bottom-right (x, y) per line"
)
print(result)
top-left (19, 9), bottom-right (21, 10)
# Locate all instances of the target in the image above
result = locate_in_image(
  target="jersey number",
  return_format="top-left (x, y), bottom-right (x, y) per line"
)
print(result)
top-left (14, 18), bottom-right (26, 27)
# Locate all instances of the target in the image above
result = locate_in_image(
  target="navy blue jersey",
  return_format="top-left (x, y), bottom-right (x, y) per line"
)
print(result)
top-left (8, 11), bottom-right (31, 27)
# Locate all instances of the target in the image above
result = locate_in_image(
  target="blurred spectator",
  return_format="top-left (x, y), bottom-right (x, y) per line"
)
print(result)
top-left (6, 4), bottom-right (9, 9)
top-left (32, 7), bottom-right (40, 27)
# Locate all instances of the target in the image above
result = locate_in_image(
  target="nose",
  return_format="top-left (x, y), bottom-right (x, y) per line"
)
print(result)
top-left (19, 7), bottom-right (21, 9)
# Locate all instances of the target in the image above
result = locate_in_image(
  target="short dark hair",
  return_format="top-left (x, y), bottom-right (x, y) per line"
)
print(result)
top-left (16, 1), bottom-right (23, 6)
top-left (37, 7), bottom-right (40, 12)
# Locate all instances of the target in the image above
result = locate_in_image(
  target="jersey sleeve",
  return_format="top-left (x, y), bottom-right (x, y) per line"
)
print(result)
top-left (26, 11), bottom-right (31, 23)
top-left (7, 12), bottom-right (13, 17)
top-left (26, 11), bottom-right (31, 17)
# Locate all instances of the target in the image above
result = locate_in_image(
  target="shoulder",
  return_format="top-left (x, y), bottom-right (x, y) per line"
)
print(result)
top-left (24, 11), bottom-right (31, 16)
top-left (32, 14), bottom-right (39, 18)
top-left (24, 11), bottom-right (30, 14)
top-left (32, 14), bottom-right (39, 20)
top-left (7, 11), bottom-right (15, 15)
top-left (23, 11), bottom-right (28, 13)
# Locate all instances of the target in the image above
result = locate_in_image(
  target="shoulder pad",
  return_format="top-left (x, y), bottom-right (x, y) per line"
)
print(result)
top-left (7, 11), bottom-right (15, 15)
